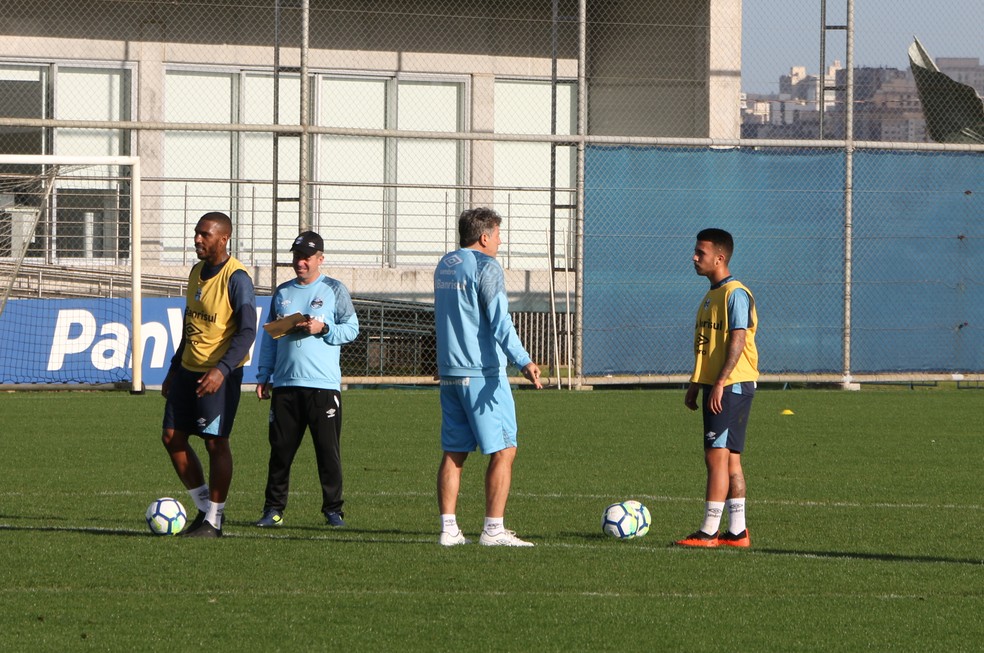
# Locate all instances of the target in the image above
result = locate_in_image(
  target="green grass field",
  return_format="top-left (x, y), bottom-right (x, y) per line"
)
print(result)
top-left (2, 385), bottom-right (983, 651)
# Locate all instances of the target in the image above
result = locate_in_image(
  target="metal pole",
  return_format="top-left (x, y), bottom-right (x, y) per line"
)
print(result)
top-left (130, 158), bottom-right (143, 394)
top-left (272, 0), bottom-right (281, 286)
top-left (818, 0), bottom-right (826, 138)
top-left (564, 225), bottom-right (572, 390)
top-left (548, 0), bottom-right (562, 388)
top-left (842, 0), bottom-right (855, 386)
top-left (549, 0), bottom-right (558, 270)
top-left (547, 229), bottom-right (561, 388)
top-left (299, 0), bottom-right (310, 232)
top-left (574, 0), bottom-right (586, 389)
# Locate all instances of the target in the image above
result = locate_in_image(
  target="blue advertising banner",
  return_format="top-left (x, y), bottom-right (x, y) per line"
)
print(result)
top-left (0, 296), bottom-right (273, 386)
top-left (583, 146), bottom-right (983, 376)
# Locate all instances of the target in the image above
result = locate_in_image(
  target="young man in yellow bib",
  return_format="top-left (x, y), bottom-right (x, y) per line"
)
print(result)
top-left (161, 212), bottom-right (257, 538)
top-left (676, 228), bottom-right (758, 548)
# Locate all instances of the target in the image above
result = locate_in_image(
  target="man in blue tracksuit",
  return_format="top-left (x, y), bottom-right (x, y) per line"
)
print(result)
top-left (434, 207), bottom-right (542, 547)
top-left (254, 231), bottom-right (360, 528)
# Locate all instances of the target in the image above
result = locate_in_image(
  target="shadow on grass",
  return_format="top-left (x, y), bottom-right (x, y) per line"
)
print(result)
top-left (13, 524), bottom-right (970, 563)
top-left (0, 522), bottom-right (436, 544)
top-left (756, 547), bottom-right (984, 567)
top-left (0, 524), bottom-right (147, 537)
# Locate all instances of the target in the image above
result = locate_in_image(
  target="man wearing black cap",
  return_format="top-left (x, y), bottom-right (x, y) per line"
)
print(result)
top-left (254, 231), bottom-right (360, 528)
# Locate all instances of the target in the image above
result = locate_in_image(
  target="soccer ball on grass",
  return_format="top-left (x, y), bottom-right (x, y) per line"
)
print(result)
top-left (145, 497), bottom-right (187, 536)
top-left (623, 499), bottom-right (651, 538)
top-left (601, 502), bottom-right (638, 539)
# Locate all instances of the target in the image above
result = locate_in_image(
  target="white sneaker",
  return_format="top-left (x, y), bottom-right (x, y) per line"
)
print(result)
top-left (478, 529), bottom-right (534, 547)
top-left (438, 530), bottom-right (471, 546)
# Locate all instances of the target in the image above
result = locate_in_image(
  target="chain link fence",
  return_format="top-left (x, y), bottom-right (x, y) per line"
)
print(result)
top-left (0, 0), bottom-right (981, 386)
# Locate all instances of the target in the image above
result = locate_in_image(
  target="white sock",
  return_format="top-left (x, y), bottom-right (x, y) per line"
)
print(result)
top-left (205, 501), bottom-right (224, 529)
top-left (700, 501), bottom-right (725, 535)
top-left (189, 485), bottom-right (210, 512)
top-left (440, 514), bottom-right (459, 534)
top-left (726, 498), bottom-right (746, 535)
top-left (484, 517), bottom-right (504, 536)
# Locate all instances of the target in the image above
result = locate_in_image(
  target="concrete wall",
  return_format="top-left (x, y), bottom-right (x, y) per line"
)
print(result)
top-left (586, 0), bottom-right (740, 138)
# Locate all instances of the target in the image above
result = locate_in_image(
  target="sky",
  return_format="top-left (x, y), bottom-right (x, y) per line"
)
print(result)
top-left (741, 0), bottom-right (984, 94)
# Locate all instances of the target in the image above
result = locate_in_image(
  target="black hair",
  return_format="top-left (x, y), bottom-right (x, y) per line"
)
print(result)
top-left (458, 207), bottom-right (502, 247)
top-left (199, 211), bottom-right (233, 236)
top-left (696, 227), bottom-right (734, 260)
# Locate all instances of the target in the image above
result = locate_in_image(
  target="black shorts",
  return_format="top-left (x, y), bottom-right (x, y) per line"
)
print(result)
top-left (162, 366), bottom-right (244, 438)
top-left (701, 381), bottom-right (755, 452)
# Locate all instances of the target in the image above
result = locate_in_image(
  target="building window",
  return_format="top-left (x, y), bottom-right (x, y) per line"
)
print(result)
top-left (493, 79), bottom-right (576, 270)
top-left (0, 65), bottom-right (46, 156)
top-left (0, 63), bottom-right (132, 261)
top-left (317, 76), bottom-right (465, 267)
top-left (161, 70), bottom-right (236, 262)
top-left (162, 68), bottom-right (465, 267)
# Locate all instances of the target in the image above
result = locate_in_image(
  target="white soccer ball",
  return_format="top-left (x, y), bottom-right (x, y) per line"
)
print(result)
top-left (145, 497), bottom-right (187, 536)
top-left (601, 502), bottom-right (638, 539)
top-left (623, 499), bottom-right (651, 538)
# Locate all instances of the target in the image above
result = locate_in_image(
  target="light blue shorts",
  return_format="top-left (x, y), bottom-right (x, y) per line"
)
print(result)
top-left (440, 375), bottom-right (518, 454)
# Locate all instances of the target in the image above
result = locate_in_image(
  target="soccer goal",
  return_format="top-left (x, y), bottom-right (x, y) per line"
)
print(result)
top-left (0, 154), bottom-right (143, 391)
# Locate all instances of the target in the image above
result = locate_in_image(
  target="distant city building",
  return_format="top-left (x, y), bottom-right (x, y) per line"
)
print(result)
top-left (936, 57), bottom-right (984, 96)
top-left (834, 67), bottom-right (926, 141)
top-left (743, 54), bottom-right (984, 142)
top-left (742, 61), bottom-right (841, 139)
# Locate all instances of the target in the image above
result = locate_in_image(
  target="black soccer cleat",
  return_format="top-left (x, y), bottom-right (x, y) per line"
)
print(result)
top-left (718, 529), bottom-right (751, 548)
top-left (183, 510), bottom-right (207, 534)
top-left (181, 520), bottom-right (223, 538)
top-left (324, 511), bottom-right (346, 527)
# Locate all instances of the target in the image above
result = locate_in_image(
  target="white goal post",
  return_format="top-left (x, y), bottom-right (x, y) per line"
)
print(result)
top-left (0, 154), bottom-right (143, 391)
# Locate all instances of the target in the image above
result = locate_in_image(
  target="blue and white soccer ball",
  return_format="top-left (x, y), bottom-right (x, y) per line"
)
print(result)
top-left (623, 499), bottom-right (651, 538)
top-left (145, 497), bottom-right (187, 536)
top-left (601, 502), bottom-right (638, 539)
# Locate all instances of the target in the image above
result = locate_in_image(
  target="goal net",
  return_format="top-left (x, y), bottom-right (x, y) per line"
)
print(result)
top-left (0, 155), bottom-right (142, 390)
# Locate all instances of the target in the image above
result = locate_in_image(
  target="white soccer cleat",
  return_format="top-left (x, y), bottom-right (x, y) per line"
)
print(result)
top-left (438, 530), bottom-right (471, 546)
top-left (478, 529), bottom-right (534, 547)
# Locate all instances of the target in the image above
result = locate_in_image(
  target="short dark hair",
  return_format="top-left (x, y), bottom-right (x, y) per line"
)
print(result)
top-left (199, 211), bottom-right (233, 236)
top-left (458, 207), bottom-right (501, 247)
top-left (696, 228), bottom-right (734, 260)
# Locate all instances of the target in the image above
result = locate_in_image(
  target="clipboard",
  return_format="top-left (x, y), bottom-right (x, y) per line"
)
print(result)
top-left (263, 312), bottom-right (308, 339)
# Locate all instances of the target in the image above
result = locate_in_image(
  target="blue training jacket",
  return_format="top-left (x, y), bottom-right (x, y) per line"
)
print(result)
top-left (434, 248), bottom-right (532, 378)
top-left (256, 274), bottom-right (360, 390)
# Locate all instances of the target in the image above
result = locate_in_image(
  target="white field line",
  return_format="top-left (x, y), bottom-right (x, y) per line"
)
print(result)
top-left (0, 583), bottom-right (942, 601)
top-left (0, 488), bottom-right (978, 512)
